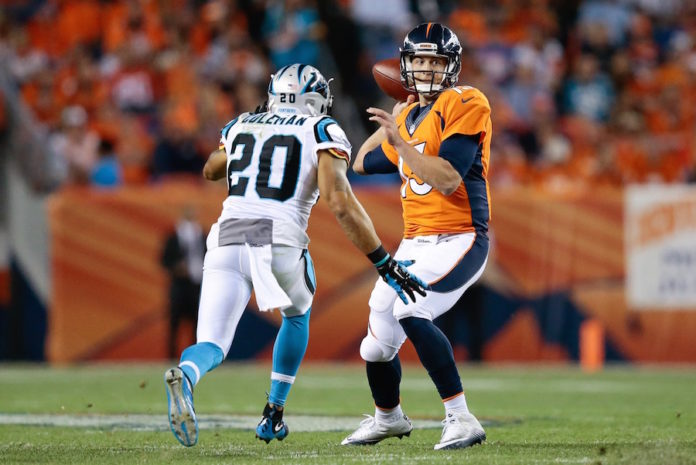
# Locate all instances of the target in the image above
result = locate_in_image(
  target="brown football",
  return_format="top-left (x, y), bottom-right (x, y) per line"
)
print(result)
top-left (372, 58), bottom-right (416, 101)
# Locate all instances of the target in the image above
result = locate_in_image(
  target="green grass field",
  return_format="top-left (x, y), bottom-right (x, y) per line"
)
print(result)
top-left (1, 363), bottom-right (695, 464)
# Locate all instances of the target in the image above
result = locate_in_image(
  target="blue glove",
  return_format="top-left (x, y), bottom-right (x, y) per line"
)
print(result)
top-left (369, 247), bottom-right (428, 304)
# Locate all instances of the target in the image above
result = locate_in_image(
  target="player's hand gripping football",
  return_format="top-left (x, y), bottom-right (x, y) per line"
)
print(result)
top-left (375, 256), bottom-right (428, 304)
top-left (391, 94), bottom-right (416, 117)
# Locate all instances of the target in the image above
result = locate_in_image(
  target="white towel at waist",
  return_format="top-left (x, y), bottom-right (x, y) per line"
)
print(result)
top-left (246, 243), bottom-right (292, 312)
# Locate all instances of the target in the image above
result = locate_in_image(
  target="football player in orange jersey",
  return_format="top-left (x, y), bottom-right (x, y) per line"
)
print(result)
top-left (342, 23), bottom-right (491, 450)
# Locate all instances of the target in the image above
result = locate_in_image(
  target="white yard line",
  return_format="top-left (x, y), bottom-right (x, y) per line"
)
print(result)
top-left (0, 413), bottom-right (443, 432)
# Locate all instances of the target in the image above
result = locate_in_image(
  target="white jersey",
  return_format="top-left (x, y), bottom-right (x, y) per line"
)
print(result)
top-left (215, 111), bottom-right (352, 248)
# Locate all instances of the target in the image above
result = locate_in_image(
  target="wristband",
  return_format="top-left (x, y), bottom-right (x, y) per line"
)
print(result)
top-left (367, 245), bottom-right (390, 267)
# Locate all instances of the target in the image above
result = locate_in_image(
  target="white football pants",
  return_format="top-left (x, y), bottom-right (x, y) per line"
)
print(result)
top-left (196, 244), bottom-right (314, 355)
top-left (362, 232), bottom-right (489, 362)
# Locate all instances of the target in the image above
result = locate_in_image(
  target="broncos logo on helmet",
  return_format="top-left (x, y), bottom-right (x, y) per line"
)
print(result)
top-left (400, 23), bottom-right (462, 95)
top-left (267, 64), bottom-right (333, 116)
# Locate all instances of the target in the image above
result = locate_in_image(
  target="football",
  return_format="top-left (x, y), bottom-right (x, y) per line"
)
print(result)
top-left (372, 58), bottom-right (416, 101)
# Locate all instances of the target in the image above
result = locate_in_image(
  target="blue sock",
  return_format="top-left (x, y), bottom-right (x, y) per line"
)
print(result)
top-left (366, 355), bottom-right (402, 409)
top-left (268, 310), bottom-right (311, 407)
top-left (179, 342), bottom-right (224, 387)
top-left (399, 317), bottom-right (463, 400)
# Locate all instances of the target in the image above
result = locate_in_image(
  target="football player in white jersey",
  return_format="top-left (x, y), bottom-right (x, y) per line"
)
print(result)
top-left (164, 63), bottom-right (427, 447)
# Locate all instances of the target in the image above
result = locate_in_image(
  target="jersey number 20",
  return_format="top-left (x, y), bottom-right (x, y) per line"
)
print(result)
top-left (227, 133), bottom-right (301, 201)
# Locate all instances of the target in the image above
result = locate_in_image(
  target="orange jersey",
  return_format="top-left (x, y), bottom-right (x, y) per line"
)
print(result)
top-left (381, 86), bottom-right (492, 238)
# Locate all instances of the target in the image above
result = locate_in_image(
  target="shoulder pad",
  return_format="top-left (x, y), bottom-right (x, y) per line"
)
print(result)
top-left (437, 87), bottom-right (491, 137)
top-left (313, 116), bottom-right (339, 143)
top-left (221, 116), bottom-right (241, 139)
top-left (439, 87), bottom-right (489, 106)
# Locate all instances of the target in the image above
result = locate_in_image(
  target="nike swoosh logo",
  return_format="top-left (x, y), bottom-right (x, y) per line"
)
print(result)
top-left (273, 423), bottom-right (284, 433)
top-left (461, 97), bottom-right (473, 104)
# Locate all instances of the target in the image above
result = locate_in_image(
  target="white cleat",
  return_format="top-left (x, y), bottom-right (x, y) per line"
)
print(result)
top-left (434, 411), bottom-right (486, 450)
top-left (164, 367), bottom-right (198, 447)
top-left (341, 414), bottom-right (413, 445)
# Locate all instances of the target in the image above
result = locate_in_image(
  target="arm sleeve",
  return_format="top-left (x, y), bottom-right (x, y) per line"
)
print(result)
top-left (438, 133), bottom-right (480, 178)
top-left (363, 145), bottom-right (398, 174)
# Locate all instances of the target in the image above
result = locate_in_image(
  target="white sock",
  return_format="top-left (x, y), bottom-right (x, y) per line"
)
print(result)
top-left (375, 404), bottom-right (404, 423)
top-left (444, 393), bottom-right (469, 415)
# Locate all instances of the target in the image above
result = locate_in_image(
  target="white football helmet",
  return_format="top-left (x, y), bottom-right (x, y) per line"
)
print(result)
top-left (267, 64), bottom-right (333, 116)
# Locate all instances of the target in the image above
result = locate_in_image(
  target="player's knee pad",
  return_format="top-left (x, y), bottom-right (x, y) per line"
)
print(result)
top-left (359, 334), bottom-right (398, 362)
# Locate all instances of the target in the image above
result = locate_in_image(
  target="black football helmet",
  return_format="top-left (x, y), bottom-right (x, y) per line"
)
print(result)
top-left (400, 23), bottom-right (462, 95)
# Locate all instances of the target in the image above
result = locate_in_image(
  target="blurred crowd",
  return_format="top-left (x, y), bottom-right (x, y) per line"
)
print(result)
top-left (1, 0), bottom-right (696, 191)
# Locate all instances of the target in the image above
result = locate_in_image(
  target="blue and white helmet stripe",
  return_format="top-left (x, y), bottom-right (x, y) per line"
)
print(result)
top-left (296, 64), bottom-right (307, 82)
top-left (267, 64), bottom-right (333, 116)
top-left (269, 65), bottom-right (291, 95)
